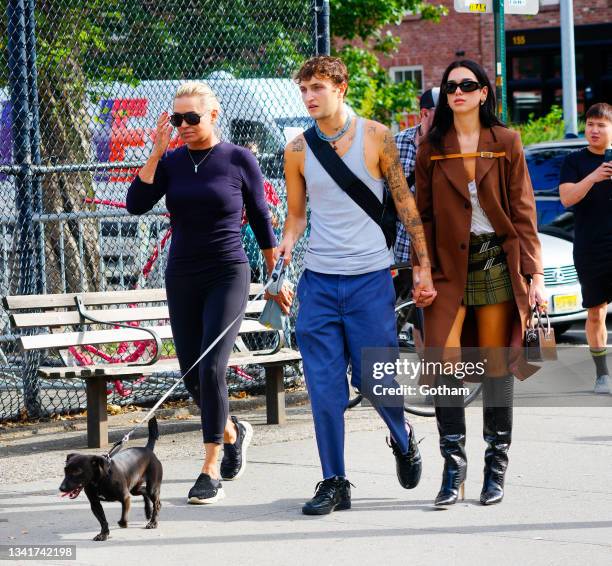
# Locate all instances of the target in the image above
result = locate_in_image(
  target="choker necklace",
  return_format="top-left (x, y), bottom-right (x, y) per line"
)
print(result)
top-left (187, 144), bottom-right (217, 173)
top-left (314, 114), bottom-right (353, 150)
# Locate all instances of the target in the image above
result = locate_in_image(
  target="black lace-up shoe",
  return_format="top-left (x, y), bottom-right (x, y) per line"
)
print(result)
top-left (187, 473), bottom-right (225, 504)
top-left (302, 476), bottom-right (352, 516)
top-left (388, 427), bottom-right (422, 489)
top-left (221, 416), bottom-right (253, 481)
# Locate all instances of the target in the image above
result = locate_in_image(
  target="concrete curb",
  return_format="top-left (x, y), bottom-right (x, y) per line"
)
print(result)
top-left (0, 389), bottom-right (310, 442)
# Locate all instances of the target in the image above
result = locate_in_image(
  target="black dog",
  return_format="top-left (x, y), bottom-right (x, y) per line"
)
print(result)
top-left (59, 417), bottom-right (163, 541)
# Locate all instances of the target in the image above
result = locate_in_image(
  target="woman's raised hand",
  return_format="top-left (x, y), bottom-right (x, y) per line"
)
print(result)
top-left (152, 112), bottom-right (173, 158)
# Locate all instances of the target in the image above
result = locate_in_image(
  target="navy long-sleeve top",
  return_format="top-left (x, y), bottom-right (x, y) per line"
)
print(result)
top-left (126, 142), bottom-right (277, 276)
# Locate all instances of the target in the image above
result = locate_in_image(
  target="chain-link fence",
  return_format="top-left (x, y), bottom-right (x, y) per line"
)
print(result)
top-left (0, 0), bottom-right (323, 421)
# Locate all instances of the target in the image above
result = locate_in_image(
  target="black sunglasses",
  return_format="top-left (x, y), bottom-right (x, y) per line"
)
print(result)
top-left (444, 80), bottom-right (482, 94)
top-left (169, 111), bottom-right (203, 127)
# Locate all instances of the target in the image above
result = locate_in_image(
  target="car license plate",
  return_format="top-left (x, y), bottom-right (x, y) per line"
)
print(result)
top-left (552, 294), bottom-right (578, 313)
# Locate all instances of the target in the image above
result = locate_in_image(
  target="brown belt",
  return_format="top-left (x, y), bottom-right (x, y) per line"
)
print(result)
top-left (431, 151), bottom-right (506, 161)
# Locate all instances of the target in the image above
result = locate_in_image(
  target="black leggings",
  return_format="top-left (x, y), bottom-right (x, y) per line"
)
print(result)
top-left (165, 262), bottom-right (250, 444)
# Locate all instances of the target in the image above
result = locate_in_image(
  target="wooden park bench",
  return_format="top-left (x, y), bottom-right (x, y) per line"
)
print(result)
top-left (4, 286), bottom-right (302, 448)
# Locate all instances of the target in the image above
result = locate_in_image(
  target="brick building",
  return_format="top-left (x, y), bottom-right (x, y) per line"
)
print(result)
top-left (382, 0), bottom-right (612, 121)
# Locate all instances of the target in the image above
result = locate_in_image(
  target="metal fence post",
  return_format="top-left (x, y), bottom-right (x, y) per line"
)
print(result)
top-left (25, 0), bottom-right (45, 294)
top-left (493, 0), bottom-right (507, 122)
top-left (314, 0), bottom-right (330, 56)
top-left (7, 0), bottom-right (41, 417)
top-left (560, 0), bottom-right (578, 137)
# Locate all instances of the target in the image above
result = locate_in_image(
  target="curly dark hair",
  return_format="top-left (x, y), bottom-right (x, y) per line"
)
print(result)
top-left (294, 56), bottom-right (349, 89)
top-left (429, 59), bottom-right (505, 151)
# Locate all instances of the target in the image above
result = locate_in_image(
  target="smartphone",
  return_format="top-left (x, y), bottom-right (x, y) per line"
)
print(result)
top-left (605, 148), bottom-right (612, 162)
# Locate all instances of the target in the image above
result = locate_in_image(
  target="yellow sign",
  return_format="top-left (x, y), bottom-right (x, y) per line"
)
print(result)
top-left (553, 294), bottom-right (579, 313)
top-left (468, 3), bottom-right (487, 11)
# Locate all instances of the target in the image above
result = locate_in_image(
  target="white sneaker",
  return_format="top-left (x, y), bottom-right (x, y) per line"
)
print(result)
top-left (593, 375), bottom-right (611, 394)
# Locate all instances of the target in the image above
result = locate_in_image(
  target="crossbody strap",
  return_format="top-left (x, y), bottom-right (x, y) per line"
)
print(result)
top-left (303, 126), bottom-right (384, 228)
top-left (430, 151), bottom-right (506, 161)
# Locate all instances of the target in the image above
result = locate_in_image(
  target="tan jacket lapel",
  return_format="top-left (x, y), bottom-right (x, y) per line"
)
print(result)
top-left (433, 127), bottom-right (470, 201)
top-left (475, 127), bottom-right (506, 186)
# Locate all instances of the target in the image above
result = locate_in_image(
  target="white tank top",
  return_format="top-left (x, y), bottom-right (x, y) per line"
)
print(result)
top-left (303, 118), bottom-right (393, 275)
top-left (468, 179), bottom-right (494, 234)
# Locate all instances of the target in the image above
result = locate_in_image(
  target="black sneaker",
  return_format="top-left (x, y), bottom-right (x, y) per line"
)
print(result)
top-left (302, 476), bottom-right (352, 516)
top-left (387, 427), bottom-right (422, 489)
top-left (220, 416), bottom-right (253, 481)
top-left (187, 473), bottom-right (225, 504)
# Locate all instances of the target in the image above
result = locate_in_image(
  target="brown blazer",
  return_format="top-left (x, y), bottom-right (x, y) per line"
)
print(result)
top-left (413, 125), bottom-right (543, 363)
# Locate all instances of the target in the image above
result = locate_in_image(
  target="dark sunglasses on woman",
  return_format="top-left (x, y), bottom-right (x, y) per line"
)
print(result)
top-left (444, 80), bottom-right (481, 94)
top-left (170, 111), bottom-right (203, 127)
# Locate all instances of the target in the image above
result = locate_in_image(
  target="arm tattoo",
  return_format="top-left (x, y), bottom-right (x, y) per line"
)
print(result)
top-left (379, 129), bottom-right (431, 267)
top-left (291, 137), bottom-right (305, 152)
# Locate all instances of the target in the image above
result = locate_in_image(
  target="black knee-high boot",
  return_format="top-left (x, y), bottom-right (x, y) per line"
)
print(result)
top-left (480, 375), bottom-right (513, 505)
top-left (434, 379), bottom-right (467, 506)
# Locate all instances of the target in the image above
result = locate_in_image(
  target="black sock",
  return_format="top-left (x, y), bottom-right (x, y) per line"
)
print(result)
top-left (590, 348), bottom-right (609, 378)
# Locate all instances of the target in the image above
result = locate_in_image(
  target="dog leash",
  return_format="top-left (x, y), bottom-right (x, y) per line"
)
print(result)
top-left (104, 257), bottom-right (287, 460)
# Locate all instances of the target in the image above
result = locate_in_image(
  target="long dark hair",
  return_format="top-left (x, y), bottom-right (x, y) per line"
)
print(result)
top-left (429, 59), bottom-right (505, 151)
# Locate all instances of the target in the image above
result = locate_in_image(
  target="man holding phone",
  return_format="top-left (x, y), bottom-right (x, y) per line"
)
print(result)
top-left (559, 102), bottom-right (612, 393)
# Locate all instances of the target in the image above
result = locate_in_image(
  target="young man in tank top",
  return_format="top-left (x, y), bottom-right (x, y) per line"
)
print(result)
top-left (278, 56), bottom-right (437, 515)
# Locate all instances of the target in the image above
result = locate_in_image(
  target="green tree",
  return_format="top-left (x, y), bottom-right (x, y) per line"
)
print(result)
top-left (512, 106), bottom-right (585, 146)
top-left (331, 1), bottom-right (447, 125)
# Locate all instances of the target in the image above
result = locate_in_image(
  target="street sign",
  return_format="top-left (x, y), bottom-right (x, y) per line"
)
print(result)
top-left (452, 0), bottom-right (539, 122)
top-left (454, 0), bottom-right (539, 14)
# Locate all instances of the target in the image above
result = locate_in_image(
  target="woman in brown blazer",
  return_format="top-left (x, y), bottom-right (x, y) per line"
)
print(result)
top-left (413, 60), bottom-right (545, 507)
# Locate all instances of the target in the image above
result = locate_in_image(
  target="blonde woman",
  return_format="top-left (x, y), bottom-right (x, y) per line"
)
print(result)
top-left (127, 82), bottom-right (291, 504)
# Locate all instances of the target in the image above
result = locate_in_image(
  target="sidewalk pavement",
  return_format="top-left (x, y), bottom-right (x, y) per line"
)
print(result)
top-left (1, 399), bottom-right (612, 566)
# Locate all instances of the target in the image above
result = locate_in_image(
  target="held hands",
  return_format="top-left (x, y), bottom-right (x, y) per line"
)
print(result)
top-left (412, 265), bottom-right (437, 308)
top-left (529, 273), bottom-right (547, 313)
top-left (589, 160), bottom-right (612, 184)
top-left (152, 112), bottom-right (173, 158)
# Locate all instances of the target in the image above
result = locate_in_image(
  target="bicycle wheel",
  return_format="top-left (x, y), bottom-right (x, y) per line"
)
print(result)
top-left (395, 299), bottom-right (416, 352)
top-left (347, 299), bottom-right (483, 415)
top-left (403, 376), bottom-right (484, 417)
top-left (464, 382), bottom-right (483, 406)
top-left (346, 391), bottom-right (363, 410)
top-left (347, 381), bottom-right (482, 415)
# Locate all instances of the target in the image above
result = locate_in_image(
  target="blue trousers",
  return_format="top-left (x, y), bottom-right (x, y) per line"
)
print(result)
top-left (296, 268), bottom-right (409, 479)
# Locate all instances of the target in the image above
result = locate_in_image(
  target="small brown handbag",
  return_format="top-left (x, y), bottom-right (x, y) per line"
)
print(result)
top-left (525, 307), bottom-right (557, 362)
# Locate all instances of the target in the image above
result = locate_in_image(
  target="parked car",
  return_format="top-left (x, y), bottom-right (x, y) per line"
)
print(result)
top-left (524, 137), bottom-right (587, 227)
top-left (538, 231), bottom-right (586, 336)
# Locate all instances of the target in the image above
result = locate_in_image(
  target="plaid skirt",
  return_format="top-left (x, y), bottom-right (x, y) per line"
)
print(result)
top-left (464, 232), bottom-right (514, 306)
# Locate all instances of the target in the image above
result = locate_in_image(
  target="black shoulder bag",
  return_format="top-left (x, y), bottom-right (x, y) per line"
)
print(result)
top-left (303, 126), bottom-right (397, 249)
